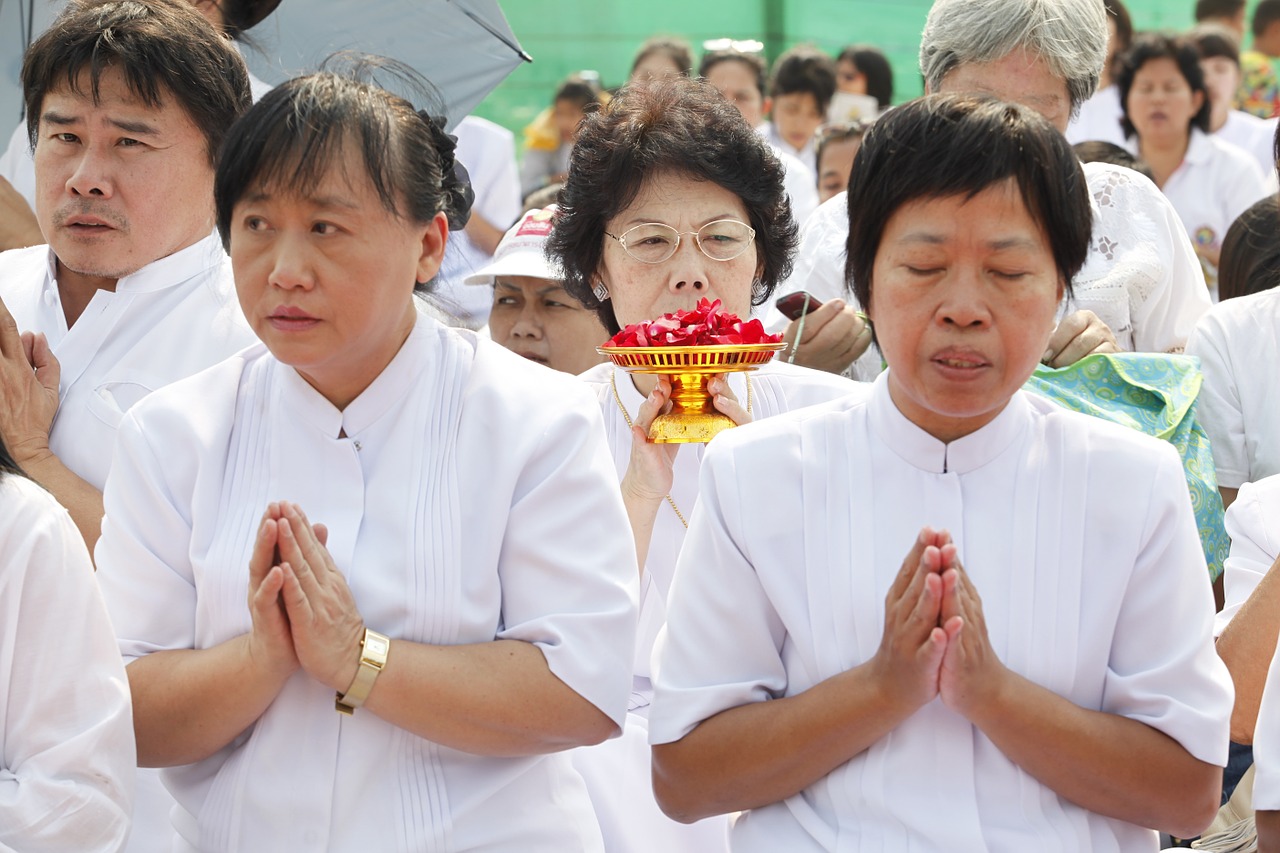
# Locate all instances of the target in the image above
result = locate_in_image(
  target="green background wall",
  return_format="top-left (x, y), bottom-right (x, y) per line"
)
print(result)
top-left (475, 0), bottom-right (1252, 146)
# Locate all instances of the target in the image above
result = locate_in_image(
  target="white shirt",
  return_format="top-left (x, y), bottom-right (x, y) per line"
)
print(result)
top-left (1217, 109), bottom-right (1280, 182)
top-left (650, 375), bottom-right (1232, 851)
top-left (570, 361), bottom-right (863, 853)
top-left (757, 121), bottom-right (816, 173)
top-left (432, 116), bottom-right (522, 326)
top-left (767, 161), bottom-right (1212, 361)
top-left (1215, 474), bottom-right (1280, 637)
top-left (97, 316), bottom-right (639, 852)
top-left (0, 234), bottom-right (257, 491)
top-left (1185, 287), bottom-right (1280, 489)
top-left (0, 475), bottom-right (135, 853)
top-left (1066, 84), bottom-right (1126, 147)
top-left (1131, 128), bottom-right (1269, 293)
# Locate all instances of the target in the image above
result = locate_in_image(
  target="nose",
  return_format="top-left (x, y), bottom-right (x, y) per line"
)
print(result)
top-left (938, 268), bottom-right (992, 329)
top-left (510, 303), bottom-right (544, 339)
top-left (65, 144), bottom-right (114, 198)
top-left (267, 233), bottom-right (316, 291)
top-left (666, 234), bottom-right (710, 295)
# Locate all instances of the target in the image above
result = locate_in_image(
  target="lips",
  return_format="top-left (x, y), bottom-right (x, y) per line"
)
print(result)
top-left (515, 351), bottom-right (548, 365)
top-left (266, 305), bottom-right (320, 332)
top-left (931, 348), bottom-right (990, 373)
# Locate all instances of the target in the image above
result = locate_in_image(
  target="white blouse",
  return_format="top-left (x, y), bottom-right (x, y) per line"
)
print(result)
top-left (1215, 474), bottom-right (1280, 637)
top-left (650, 374), bottom-right (1232, 851)
top-left (766, 162), bottom-right (1211, 359)
top-left (0, 475), bottom-right (134, 852)
top-left (96, 316), bottom-right (639, 852)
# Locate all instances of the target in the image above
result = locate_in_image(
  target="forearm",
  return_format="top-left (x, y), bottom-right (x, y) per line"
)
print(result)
top-left (464, 213), bottom-right (506, 256)
top-left (620, 481), bottom-right (661, 574)
top-left (18, 451), bottom-right (103, 554)
top-left (1260, 810), bottom-right (1280, 853)
top-left (361, 638), bottom-right (617, 757)
top-left (128, 636), bottom-right (291, 767)
top-left (1216, 557), bottom-right (1280, 743)
top-left (969, 672), bottom-right (1221, 839)
top-left (651, 662), bottom-right (916, 823)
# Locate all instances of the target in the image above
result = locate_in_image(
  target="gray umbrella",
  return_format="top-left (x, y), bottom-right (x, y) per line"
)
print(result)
top-left (0, 0), bottom-right (530, 130)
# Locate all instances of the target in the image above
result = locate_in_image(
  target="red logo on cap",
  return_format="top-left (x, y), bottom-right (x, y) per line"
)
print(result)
top-left (516, 208), bottom-right (555, 238)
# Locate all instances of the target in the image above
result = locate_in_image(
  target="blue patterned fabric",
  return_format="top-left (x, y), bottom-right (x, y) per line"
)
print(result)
top-left (1024, 353), bottom-right (1228, 581)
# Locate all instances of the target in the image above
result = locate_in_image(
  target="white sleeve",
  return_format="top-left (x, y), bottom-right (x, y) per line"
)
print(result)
top-left (648, 440), bottom-right (790, 745)
top-left (459, 121), bottom-right (521, 234)
top-left (1186, 310), bottom-right (1249, 488)
top-left (1103, 446), bottom-right (1233, 766)
top-left (95, 408), bottom-right (199, 662)
top-left (0, 479), bottom-right (134, 853)
top-left (1215, 479), bottom-right (1280, 636)
top-left (1126, 175), bottom-right (1211, 354)
top-left (494, 394), bottom-right (639, 728)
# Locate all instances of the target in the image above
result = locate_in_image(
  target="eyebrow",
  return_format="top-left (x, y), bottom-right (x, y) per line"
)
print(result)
top-left (241, 191), bottom-right (361, 210)
top-left (495, 280), bottom-right (567, 296)
top-left (897, 232), bottom-right (1041, 251)
top-left (620, 213), bottom-right (743, 228)
top-left (40, 111), bottom-right (161, 136)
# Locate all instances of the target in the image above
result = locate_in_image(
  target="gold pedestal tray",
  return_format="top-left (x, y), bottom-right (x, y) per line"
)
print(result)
top-left (598, 342), bottom-right (786, 443)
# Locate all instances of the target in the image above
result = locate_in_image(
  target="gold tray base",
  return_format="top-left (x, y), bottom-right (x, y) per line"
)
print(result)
top-left (650, 410), bottom-right (735, 444)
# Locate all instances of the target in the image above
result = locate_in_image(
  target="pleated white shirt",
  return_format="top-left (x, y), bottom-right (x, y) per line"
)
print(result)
top-left (97, 316), bottom-right (639, 852)
top-left (650, 374), bottom-right (1232, 851)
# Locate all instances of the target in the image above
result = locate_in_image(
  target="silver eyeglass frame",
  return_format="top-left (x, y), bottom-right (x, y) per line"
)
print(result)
top-left (604, 219), bottom-right (757, 264)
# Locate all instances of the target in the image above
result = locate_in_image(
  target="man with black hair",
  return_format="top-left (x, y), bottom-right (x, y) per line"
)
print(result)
top-left (0, 3), bottom-right (257, 843)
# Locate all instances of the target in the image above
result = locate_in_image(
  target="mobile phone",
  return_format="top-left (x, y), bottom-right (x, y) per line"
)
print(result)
top-left (775, 291), bottom-right (825, 321)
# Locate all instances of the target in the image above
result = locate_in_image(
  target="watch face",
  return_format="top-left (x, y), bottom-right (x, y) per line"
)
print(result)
top-left (364, 634), bottom-right (390, 660)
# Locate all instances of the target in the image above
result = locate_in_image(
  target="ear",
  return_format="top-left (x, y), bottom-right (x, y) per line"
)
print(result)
top-left (763, 95), bottom-right (774, 117)
top-left (415, 212), bottom-right (449, 284)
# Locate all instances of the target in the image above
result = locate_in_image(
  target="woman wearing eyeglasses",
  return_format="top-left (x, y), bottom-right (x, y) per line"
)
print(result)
top-left (546, 76), bottom-right (864, 853)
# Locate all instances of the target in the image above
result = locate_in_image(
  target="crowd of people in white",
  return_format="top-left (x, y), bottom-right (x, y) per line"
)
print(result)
top-left (5, 0), bottom-right (1280, 850)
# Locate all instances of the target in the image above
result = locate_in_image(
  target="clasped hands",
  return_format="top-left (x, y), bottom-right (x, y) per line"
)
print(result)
top-left (245, 501), bottom-right (366, 695)
top-left (872, 526), bottom-right (1009, 721)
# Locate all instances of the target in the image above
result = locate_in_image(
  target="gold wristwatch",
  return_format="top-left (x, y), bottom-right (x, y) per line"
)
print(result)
top-left (335, 628), bottom-right (390, 715)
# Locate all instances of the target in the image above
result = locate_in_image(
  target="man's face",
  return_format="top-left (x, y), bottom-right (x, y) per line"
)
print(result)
top-left (33, 66), bottom-right (216, 285)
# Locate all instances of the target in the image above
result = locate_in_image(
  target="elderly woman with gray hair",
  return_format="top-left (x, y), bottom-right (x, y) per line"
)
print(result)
top-left (768, 0), bottom-right (1212, 377)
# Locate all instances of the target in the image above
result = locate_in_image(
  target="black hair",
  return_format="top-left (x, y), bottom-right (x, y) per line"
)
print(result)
top-left (1117, 33), bottom-right (1212, 138)
top-left (0, 437), bottom-right (25, 481)
top-left (1196, 0), bottom-right (1246, 21)
top-left (210, 0), bottom-right (280, 39)
top-left (769, 45), bottom-right (838, 114)
top-left (22, 0), bottom-right (252, 166)
top-left (1219, 195), bottom-right (1280, 300)
top-left (1105, 0), bottom-right (1135, 81)
top-left (547, 77), bottom-right (798, 335)
top-left (845, 94), bottom-right (1090, 311)
top-left (836, 45), bottom-right (894, 110)
top-left (1256, 0), bottom-right (1280, 37)
top-left (554, 75), bottom-right (603, 110)
top-left (1190, 23), bottom-right (1242, 65)
top-left (815, 121), bottom-right (869, 185)
top-left (214, 57), bottom-right (474, 293)
top-left (1072, 139), bottom-right (1155, 182)
top-left (631, 37), bottom-right (694, 78)
top-left (698, 50), bottom-right (768, 98)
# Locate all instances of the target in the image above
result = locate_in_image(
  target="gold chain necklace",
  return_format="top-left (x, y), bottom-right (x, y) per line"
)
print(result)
top-left (608, 369), bottom-right (753, 530)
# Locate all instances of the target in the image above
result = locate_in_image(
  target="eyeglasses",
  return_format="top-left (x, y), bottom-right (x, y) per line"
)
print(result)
top-left (605, 219), bottom-right (756, 264)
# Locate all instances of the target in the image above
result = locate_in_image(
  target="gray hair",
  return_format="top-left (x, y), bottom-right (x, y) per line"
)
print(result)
top-left (919, 0), bottom-right (1108, 118)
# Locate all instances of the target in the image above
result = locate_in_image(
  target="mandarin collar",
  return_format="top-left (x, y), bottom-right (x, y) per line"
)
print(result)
top-left (276, 312), bottom-right (431, 440)
top-left (867, 371), bottom-right (1031, 475)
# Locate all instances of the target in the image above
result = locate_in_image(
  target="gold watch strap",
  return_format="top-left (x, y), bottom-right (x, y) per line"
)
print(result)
top-left (335, 628), bottom-right (390, 715)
